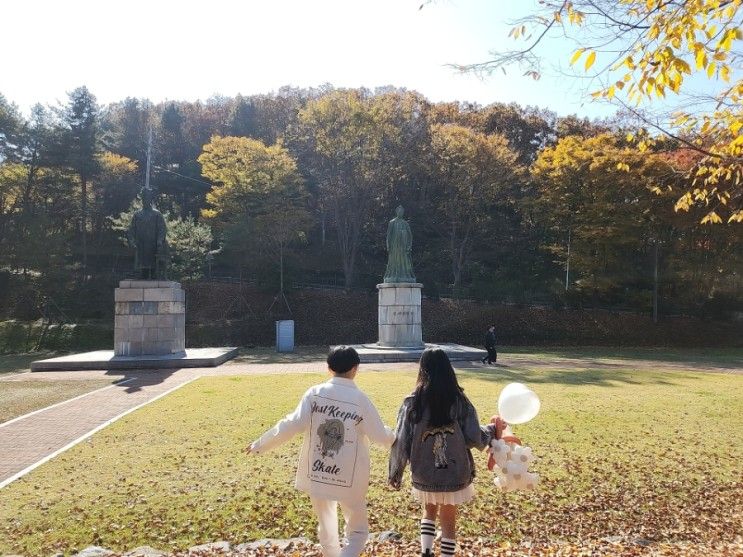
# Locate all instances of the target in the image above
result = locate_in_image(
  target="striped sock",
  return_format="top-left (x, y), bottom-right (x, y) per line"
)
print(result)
top-left (420, 518), bottom-right (435, 555)
top-left (441, 537), bottom-right (457, 556)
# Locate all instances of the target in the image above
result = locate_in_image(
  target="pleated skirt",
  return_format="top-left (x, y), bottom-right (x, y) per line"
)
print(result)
top-left (411, 483), bottom-right (475, 505)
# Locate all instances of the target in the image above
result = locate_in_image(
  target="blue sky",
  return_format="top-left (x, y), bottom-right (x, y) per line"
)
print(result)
top-left (1, 0), bottom-right (728, 118)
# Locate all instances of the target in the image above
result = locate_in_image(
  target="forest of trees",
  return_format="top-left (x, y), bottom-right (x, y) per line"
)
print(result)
top-left (0, 85), bottom-right (741, 324)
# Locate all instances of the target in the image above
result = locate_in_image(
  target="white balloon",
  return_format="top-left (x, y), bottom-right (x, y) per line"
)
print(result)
top-left (523, 471), bottom-right (540, 490)
top-left (490, 439), bottom-right (510, 467)
top-left (498, 382), bottom-right (541, 424)
top-left (512, 445), bottom-right (533, 464)
top-left (508, 472), bottom-right (526, 490)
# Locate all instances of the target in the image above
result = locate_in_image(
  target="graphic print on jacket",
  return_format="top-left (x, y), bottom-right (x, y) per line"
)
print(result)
top-left (317, 418), bottom-right (345, 457)
top-left (309, 395), bottom-right (362, 488)
top-left (423, 425), bottom-right (455, 469)
top-left (410, 414), bottom-right (472, 491)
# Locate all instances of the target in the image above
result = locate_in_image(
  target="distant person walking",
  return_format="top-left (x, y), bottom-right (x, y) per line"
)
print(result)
top-left (481, 325), bottom-right (497, 365)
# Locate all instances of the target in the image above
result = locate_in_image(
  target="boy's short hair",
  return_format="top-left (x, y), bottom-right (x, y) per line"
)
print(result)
top-left (327, 346), bottom-right (360, 375)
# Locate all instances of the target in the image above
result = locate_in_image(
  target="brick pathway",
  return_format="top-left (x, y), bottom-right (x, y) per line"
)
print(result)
top-left (0, 360), bottom-right (417, 488)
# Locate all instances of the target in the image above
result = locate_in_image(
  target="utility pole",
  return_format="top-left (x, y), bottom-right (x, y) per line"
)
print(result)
top-left (145, 127), bottom-right (153, 190)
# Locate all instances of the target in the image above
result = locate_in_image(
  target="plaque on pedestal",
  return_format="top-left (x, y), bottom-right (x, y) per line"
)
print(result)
top-left (376, 282), bottom-right (424, 349)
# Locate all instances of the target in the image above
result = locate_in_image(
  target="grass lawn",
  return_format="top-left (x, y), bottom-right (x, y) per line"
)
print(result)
top-left (0, 353), bottom-right (55, 376)
top-left (0, 378), bottom-right (118, 424)
top-left (231, 345), bottom-right (328, 364)
top-left (0, 362), bottom-right (741, 556)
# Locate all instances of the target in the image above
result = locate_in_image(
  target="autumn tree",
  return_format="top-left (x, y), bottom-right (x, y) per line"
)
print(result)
top-left (529, 132), bottom-right (726, 315)
top-left (429, 123), bottom-right (522, 286)
top-left (91, 152), bottom-right (139, 240)
top-left (295, 90), bottom-right (399, 288)
top-left (198, 135), bottom-right (309, 288)
top-left (451, 0), bottom-right (743, 223)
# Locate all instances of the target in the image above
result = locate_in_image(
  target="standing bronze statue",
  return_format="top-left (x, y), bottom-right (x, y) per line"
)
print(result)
top-left (383, 205), bottom-right (415, 283)
top-left (128, 187), bottom-right (168, 280)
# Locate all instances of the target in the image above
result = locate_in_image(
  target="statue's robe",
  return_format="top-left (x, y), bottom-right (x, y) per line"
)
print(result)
top-left (129, 208), bottom-right (167, 279)
top-left (384, 217), bottom-right (415, 283)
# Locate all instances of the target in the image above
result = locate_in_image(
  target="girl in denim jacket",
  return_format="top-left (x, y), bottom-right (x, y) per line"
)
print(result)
top-left (388, 348), bottom-right (505, 557)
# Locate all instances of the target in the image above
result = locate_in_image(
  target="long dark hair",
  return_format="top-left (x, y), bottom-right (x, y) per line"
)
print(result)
top-left (411, 348), bottom-right (465, 427)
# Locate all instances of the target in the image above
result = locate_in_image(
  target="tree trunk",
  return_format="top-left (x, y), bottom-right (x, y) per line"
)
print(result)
top-left (279, 241), bottom-right (284, 294)
top-left (450, 221), bottom-right (460, 286)
top-left (81, 176), bottom-right (88, 279)
top-left (653, 241), bottom-right (659, 323)
top-left (320, 208), bottom-right (326, 247)
top-left (565, 229), bottom-right (571, 291)
top-left (334, 202), bottom-right (358, 290)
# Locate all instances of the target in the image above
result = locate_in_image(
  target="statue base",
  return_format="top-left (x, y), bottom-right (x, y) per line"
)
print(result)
top-left (376, 282), bottom-right (424, 349)
top-left (114, 280), bottom-right (186, 356)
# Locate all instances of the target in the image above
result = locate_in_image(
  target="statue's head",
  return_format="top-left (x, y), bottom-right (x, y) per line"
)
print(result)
top-left (395, 205), bottom-right (404, 218)
top-left (140, 187), bottom-right (154, 209)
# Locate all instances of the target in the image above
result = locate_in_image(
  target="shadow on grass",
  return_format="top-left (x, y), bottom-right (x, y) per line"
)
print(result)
top-left (455, 362), bottom-right (678, 387)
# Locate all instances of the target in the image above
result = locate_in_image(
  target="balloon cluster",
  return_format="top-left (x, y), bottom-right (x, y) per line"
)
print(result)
top-left (488, 382), bottom-right (541, 492)
top-left (488, 438), bottom-right (539, 491)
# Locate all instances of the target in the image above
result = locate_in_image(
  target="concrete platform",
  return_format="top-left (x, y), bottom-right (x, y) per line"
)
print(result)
top-left (336, 343), bottom-right (487, 363)
top-left (30, 347), bottom-right (239, 372)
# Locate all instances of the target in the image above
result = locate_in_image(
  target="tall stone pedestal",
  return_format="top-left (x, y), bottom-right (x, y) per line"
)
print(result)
top-left (114, 280), bottom-right (186, 356)
top-left (377, 283), bottom-right (424, 349)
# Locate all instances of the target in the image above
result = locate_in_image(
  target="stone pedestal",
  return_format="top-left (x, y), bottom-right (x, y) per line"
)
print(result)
top-left (114, 280), bottom-right (186, 357)
top-left (377, 283), bottom-right (424, 349)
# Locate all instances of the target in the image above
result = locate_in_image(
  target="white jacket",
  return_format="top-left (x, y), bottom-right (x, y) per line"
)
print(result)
top-left (251, 376), bottom-right (395, 501)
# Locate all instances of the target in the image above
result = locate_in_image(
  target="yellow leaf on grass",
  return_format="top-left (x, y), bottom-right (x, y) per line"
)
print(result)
top-left (701, 211), bottom-right (722, 224)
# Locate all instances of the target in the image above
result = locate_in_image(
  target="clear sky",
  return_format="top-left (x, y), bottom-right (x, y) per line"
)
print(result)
top-left (0, 0), bottom-right (699, 118)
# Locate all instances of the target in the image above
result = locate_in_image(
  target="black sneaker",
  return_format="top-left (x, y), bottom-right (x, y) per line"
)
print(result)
top-left (422, 550), bottom-right (433, 557)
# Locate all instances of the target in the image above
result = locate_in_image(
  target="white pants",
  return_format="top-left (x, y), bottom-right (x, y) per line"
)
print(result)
top-left (310, 496), bottom-right (369, 557)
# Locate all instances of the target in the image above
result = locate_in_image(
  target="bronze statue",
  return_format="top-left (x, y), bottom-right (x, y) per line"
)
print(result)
top-left (128, 187), bottom-right (168, 280)
top-left (383, 205), bottom-right (415, 283)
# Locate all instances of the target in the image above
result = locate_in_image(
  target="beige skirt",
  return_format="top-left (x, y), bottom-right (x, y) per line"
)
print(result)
top-left (411, 483), bottom-right (475, 506)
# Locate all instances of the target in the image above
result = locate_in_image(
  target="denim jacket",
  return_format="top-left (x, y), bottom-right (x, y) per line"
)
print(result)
top-left (388, 394), bottom-right (495, 492)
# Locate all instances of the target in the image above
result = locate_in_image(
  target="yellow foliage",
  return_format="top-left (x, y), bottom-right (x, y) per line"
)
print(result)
top-left (584, 51), bottom-right (596, 71)
top-left (197, 135), bottom-right (304, 226)
top-left (543, 0), bottom-right (743, 223)
top-left (570, 49), bottom-right (585, 65)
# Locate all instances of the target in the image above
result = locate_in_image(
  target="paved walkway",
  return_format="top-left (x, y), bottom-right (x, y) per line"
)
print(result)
top-left (1, 352), bottom-right (739, 489)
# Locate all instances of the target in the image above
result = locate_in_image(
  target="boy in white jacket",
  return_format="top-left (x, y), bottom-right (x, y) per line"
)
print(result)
top-left (245, 346), bottom-right (395, 557)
